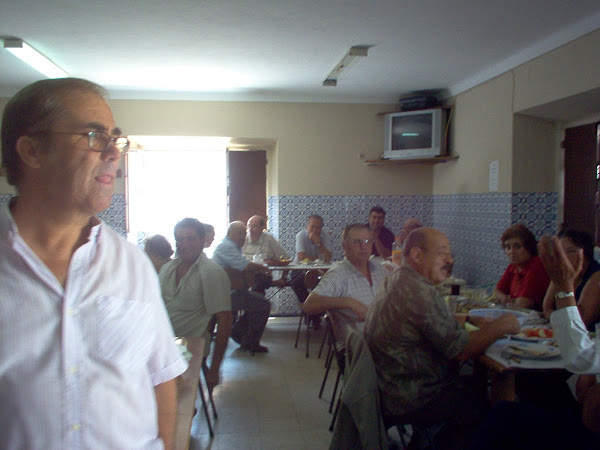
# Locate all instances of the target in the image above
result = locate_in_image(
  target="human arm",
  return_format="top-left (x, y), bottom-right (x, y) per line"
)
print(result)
top-left (582, 383), bottom-right (600, 433)
top-left (154, 379), bottom-right (177, 450)
top-left (372, 235), bottom-right (392, 259)
top-left (455, 314), bottom-right (521, 361)
top-left (303, 292), bottom-right (368, 321)
top-left (205, 310), bottom-right (232, 392)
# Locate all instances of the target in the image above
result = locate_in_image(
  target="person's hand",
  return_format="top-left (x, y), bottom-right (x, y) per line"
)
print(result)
top-left (538, 235), bottom-right (581, 292)
top-left (308, 231), bottom-right (321, 246)
top-left (492, 313), bottom-right (521, 335)
top-left (205, 365), bottom-right (220, 393)
top-left (349, 299), bottom-right (369, 321)
top-left (493, 291), bottom-right (511, 306)
top-left (273, 278), bottom-right (287, 288)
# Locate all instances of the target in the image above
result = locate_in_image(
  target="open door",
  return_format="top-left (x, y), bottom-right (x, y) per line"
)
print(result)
top-left (563, 122), bottom-right (599, 241)
top-left (227, 149), bottom-right (267, 224)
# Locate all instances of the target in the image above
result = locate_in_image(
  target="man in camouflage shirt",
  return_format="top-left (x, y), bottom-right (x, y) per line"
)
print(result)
top-left (364, 228), bottom-right (519, 442)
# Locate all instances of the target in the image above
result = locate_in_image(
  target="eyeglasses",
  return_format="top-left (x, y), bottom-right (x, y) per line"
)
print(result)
top-left (31, 131), bottom-right (130, 154)
top-left (348, 238), bottom-right (373, 246)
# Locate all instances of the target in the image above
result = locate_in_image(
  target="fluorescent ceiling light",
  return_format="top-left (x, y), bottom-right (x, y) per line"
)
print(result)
top-left (323, 45), bottom-right (370, 87)
top-left (4, 39), bottom-right (68, 79)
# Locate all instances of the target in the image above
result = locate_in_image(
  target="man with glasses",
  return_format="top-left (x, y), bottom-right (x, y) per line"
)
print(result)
top-left (364, 227), bottom-right (520, 447)
top-left (0, 78), bottom-right (187, 449)
top-left (303, 224), bottom-right (388, 347)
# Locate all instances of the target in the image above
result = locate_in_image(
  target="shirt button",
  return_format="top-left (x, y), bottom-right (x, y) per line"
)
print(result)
top-left (68, 367), bottom-right (78, 374)
top-left (67, 308), bottom-right (76, 316)
top-left (69, 424), bottom-right (80, 431)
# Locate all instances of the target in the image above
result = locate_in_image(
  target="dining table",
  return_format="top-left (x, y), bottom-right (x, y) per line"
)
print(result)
top-left (476, 335), bottom-right (567, 404)
top-left (174, 336), bottom-right (205, 450)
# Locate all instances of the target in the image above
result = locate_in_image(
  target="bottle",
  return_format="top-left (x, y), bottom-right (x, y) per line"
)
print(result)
top-left (392, 237), bottom-right (402, 265)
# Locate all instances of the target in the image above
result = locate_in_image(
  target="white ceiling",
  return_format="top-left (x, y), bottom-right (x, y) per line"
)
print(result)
top-left (2, 0), bottom-right (600, 104)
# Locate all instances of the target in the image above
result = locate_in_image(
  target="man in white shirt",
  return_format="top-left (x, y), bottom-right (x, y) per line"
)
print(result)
top-left (303, 224), bottom-right (388, 347)
top-left (0, 78), bottom-right (187, 449)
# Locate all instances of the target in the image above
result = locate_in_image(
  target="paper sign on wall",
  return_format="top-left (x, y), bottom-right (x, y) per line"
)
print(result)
top-left (489, 160), bottom-right (499, 192)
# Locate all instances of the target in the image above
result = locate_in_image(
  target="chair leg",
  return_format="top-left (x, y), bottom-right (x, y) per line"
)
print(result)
top-left (197, 378), bottom-right (214, 437)
top-left (294, 312), bottom-right (304, 349)
top-left (317, 321), bottom-right (330, 359)
top-left (305, 315), bottom-right (310, 358)
top-left (329, 369), bottom-right (342, 413)
top-left (202, 361), bottom-right (218, 419)
top-left (329, 395), bottom-right (341, 432)
top-left (319, 346), bottom-right (334, 399)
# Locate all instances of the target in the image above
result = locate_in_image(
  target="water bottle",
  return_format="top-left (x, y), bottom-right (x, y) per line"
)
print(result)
top-left (392, 238), bottom-right (402, 265)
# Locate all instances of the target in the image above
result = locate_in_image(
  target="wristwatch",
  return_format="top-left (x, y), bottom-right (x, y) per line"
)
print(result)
top-left (554, 291), bottom-right (575, 300)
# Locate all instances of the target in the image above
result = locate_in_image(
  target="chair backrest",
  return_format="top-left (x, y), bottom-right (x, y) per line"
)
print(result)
top-left (223, 267), bottom-right (254, 290)
top-left (330, 328), bottom-right (389, 450)
top-left (304, 269), bottom-right (324, 291)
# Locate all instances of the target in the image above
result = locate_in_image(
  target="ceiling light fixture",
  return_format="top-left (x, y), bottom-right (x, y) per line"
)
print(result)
top-left (3, 38), bottom-right (68, 79)
top-left (323, 45), bottom-right (370, 87)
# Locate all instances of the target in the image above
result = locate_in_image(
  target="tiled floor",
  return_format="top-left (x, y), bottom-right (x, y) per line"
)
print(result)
top-left (189, 317), bottom-right (338, 450)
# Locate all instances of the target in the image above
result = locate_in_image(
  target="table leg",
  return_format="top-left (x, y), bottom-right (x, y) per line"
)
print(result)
top-left (489, 371), bottom-right (516, 404)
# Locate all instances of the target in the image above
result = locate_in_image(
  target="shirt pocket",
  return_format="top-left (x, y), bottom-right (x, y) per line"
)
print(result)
top-left (96, 295), bottom-right (154, 372)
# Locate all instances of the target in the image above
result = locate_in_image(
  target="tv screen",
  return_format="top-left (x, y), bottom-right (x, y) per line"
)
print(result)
top-left (383, 108), bottom-right (447, 160)
top-left (391, 113), bottom-right (433, 150)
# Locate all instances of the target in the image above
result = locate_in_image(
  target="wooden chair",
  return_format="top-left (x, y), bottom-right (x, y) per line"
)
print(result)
top-left (294, 269), bottom-right (324, 358)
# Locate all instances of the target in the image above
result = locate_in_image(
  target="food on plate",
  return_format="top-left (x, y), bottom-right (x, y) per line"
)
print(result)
top-left (516, 327), bottom-right (554, 339)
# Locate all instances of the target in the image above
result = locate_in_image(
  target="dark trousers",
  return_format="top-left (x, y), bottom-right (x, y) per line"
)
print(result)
top-left (230, 290), bottom-right (271, 348)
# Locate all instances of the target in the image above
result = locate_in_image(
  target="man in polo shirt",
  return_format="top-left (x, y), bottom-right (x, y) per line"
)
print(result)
top-left (302, 223), bottom-right (388, 347)
top-left (159, 218), bottom-right (232, 391)
top-left (0, 78), bottom-right (187, 448)
top-left (212, 221), bottom-right (271, 353)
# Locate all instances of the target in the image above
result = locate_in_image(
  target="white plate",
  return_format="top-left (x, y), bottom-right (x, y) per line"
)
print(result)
top-left (469, 308), bottom-right (531, 325)
top-left (510, 326), bottom-right (555, 343)
top-left (501, 342), bottom-right (560, 360)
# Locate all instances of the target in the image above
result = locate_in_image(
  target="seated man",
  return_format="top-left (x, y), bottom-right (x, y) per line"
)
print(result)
top-left (397, 217), bottom-right (422, 248)
top-left (364, 227), bottom-right (520, 447)
top-left (303, 224), bottom-right (388, 347)
top-left (144, 234), bottom-right (174, 273)
top-left (292, 214), bottom-right (332, 328)
top-left (367, 206), bottom-right (394, 258)
top-left (242, 215), bottom-right (290, 292)
top-left (213, 221), bottom-right (272, 353)
top-left (159, 218), bottom-right (232, 391)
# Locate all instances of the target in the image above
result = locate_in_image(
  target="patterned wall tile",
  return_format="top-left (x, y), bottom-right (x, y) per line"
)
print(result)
top-left (97, 194), bottom-right (127, 237)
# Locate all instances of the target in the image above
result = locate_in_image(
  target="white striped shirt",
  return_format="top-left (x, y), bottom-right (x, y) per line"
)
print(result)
top-left (0, 201), bottom-right (187, 449)
top-left (312, 258), bottom-right (388, 347)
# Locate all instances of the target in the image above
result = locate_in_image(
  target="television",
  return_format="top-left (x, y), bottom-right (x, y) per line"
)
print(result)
top-left (383, 107), bottom-right (448, 160)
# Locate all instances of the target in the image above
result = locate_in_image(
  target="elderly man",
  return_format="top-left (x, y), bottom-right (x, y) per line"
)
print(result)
top-left (364, 227), bottom-right (519, 446)
top-left (144, 234), bottom-right (174, 273)
top-left (303, 224), bottom-right (388, 347)
top-left (159, 218), bottom-right (232, 391)
top-left (212, 221), bottom-right (271, 353)
top-left (291, 214), bottom-right (332, 328)
top-left (242, 215), bottom-right (289, 292)
top-left (242, 215), bottom-right (289, 263)
top-left (0, 78), bottom-right (187, 448)
top-left (295, 214), bottom-right (332, 263)
top-left (397, 217), bottom-right (423, 247)
top-left (367, 206), bottom-right (394, 258)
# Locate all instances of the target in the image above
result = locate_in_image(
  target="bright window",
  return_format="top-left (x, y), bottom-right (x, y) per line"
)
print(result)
top-left (126, 136), bottom-right (229, 256)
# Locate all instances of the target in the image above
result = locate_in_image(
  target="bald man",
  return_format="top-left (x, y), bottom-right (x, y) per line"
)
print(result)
top-left (212, 221), bottom-right (271, 353)
top-left (365, 227), bottom-right (520, 446)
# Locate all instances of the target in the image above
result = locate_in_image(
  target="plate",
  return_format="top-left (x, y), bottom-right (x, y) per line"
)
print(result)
top-left (469, 308), bottom-right (531, 325)
top-left (501, 342), bottom-right (561, 360)
top-left (511, 326), bottom-right (555, 343)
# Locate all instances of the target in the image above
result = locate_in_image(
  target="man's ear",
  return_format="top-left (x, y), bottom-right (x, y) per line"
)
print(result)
top-left (15, 135), bottom-right (43, 170)
top-left (409, 246), bottom-right (423, 264)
